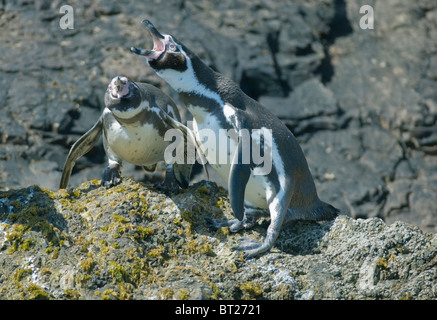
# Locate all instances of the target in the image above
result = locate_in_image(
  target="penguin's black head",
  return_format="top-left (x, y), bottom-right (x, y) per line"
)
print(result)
top-left (105, 76), bottom-right (142, 119)
top-left (130, 20), bottom-right (192, 74)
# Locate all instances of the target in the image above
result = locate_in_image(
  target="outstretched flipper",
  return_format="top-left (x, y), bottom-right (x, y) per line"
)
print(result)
top-left (59, 118), bottom-right (103, 189)
top-left (228, 136), bottom-right (252, 221)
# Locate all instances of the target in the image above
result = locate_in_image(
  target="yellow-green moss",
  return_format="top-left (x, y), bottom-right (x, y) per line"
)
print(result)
top-left (240, 281), bottom-right (263, 299)
top-left (51, 247), bottom-right (60, 259)
top-left (18, 238), bottom-right (34, 251)
top-left (108, 261), bottom-right (129, 283)
top-left (148, 246), bottom-right (164, 259)
top-left (209, 283), bottom-right (220, 300)
top-left (119, 282), bottom-right (133, 300)
top-left (26, 283), bottom-right (50, 300)
top-left (197, 243), bottom-right (214, 256)
top-left (377, 257), bottom-right (388, 269)
top-left (181, 210), bottom-right (195, 223)
top-left (399, 292), bottom-right (412, 300)
top-left (217, 226), bottom-right (230, 236)
top-left (196, 185), bottom-right (210, 195)
top-left (12, 267), bottom-right (32, 282)
top-left (177, 289), bottom-right (190, 300)
top-left (64, 289), bottom-right (80, 299)
top-left (159, 287), bottom-right (174, 300)
top-left (100, 288), bottom-right (119, 300)
top-left (112, 214), bottom-right (130, 224)
top-left (5, 223), bottom-right (30, 253)
top-left (135, 226), bottom-right (154, 240)
top-left (9, 200), bottom-right (22, 211)
top-left (79, 257), bottom-right (95, 273)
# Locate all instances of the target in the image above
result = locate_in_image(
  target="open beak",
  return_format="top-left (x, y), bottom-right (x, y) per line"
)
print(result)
top-left (109, 76), bottom-right (130, 98)
top-left (130, 20), bottom-right (166, 60)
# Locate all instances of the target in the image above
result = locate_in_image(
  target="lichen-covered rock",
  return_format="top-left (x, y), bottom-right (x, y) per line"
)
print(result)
top-left (0, 179), bottom-right (435, 300)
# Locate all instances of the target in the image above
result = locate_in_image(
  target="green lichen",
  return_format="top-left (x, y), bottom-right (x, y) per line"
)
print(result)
top-left (159, 287), bottom-right (174, 300)
top-left (197, 243), bottom-right (214, 256)
top-left (112, 214), bottom-right (130, 224)
top-left (211, 283), bottom-right (222, 300)
top-left (177, 289), bottom-right (190, 300)
top-left (377, 257), bottom-right (388, 269)
top-left (26, 283), bottom-right (50, 300)
top-left (240, 281), bottom-right (263, 299)
top-left (134, 226), bottom-right (154, 240)
top-left (64, 289), bottom-right (80, 300)
top-left (100, 289), bottom-right (119, 300)
top-left (118, 282), bottom-right (133, 300)
top-left (79, 257), bottom-right (95, 273)
top-left (5, 223), bottom-right (30, 254)
top-left (12, 267), bottom-right (32, 282)
top-left (108, 261), bottom-right (129, 283)
top-left (181, 210), bottom-right (195, 224)
top-left (196, 185), bottom-right (210, 195)
top-left (148, 246), bottom-right (164, 259)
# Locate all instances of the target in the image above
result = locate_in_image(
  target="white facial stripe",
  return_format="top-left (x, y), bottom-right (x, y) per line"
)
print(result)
top-left (110, 100), bottom-right (149, 120)
top-left (156, 45), bottom-right (223, 106)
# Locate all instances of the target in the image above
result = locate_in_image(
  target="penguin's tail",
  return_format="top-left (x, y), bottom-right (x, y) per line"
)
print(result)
top-left (312, 200), bottom-right (340, 221)
top-left (287, 199), bottom-right (340, 222)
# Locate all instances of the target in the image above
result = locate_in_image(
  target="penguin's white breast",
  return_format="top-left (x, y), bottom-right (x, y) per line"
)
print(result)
top-left (106, 119), bottom-right (168, 166)
top-left (191, 106), bottom-right (269, 209)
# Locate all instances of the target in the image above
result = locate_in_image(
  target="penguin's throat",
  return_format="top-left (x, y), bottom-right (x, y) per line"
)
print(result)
top-left (111, 84), bottom-right (130, 98)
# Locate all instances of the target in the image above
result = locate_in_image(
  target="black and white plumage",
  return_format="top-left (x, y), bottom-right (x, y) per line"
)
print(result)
top-left (59, 76), bottom-right (196, 190)
top-left (131, 20), bottom-right (339, 258)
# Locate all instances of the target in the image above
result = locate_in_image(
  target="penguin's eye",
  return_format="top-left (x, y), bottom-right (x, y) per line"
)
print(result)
top-left (168, 43), bottom-right (178, 52)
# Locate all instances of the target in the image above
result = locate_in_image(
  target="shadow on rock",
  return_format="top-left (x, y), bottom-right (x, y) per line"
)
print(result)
top-left (277, 220), bottom-right (336, 256)
top-left (0, 186), bottom-right (67, 253)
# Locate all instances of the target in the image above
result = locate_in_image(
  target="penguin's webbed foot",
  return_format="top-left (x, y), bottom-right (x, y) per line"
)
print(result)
top-left (205, 213), bottom-right (259, 233)
top-left (154, 174), bottom-right (180, 194)
top-left (101, 166), bottom-right (122, 188)
top-left (205, 218), bottom-right (245, 233)
top-left (232, 239), bottom-right (271, 259)
top-left (153, 164), bottom-right (182, 194)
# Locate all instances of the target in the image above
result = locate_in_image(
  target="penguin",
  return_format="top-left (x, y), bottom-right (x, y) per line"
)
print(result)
top-left (59, 75), bottom-right (198, 190)
top-left (130, 20), bottom-right (339, 258)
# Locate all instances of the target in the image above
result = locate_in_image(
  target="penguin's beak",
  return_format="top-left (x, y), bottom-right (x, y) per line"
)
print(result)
top-left (130, 20), bottom-right (166, 60)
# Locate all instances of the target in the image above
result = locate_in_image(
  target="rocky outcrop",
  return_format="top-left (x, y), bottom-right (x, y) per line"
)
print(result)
top-left (0, 0), bottom-right (436, 233)
top-left (0, 179), bottom-right (436, 300)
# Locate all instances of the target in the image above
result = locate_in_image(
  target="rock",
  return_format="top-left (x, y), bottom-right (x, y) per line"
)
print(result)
top-left (0, 0), bottom-right (436, 237)
top-left (0, 179), bottom-right (435, 300)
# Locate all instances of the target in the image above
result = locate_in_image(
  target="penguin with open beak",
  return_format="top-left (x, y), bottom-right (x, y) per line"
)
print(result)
top-left (131, 20), bottom-right (339, 258)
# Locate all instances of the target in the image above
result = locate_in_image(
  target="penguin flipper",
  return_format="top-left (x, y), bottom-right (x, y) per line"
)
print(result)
top-left (228, 139), bottom-right (252, 221)
top-left (171, 124), bottom-right (194, 189)
top-left (59, 118), bottom-right (103, 189)
top-left (161, 110), bottom-right (209, 182)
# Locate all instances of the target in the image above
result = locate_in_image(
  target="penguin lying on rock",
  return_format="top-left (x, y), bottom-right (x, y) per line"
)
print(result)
top-left (131, 20), bottom-right (339, 258)
top-left (60, 76), bottom-right (198, 190)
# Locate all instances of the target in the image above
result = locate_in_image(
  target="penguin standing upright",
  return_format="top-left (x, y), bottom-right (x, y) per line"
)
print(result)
top-left (60, 76), bottom-right (197, 190)
top-left (131, 20), bottom-right (339, 258)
